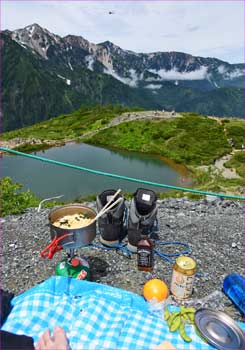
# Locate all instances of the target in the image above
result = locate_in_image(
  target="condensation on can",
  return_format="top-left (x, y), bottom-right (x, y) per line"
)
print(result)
top-left (170, 256), bottom-right (197, 300)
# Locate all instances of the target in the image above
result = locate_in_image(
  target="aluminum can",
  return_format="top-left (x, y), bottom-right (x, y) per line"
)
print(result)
top-left (170, 256), bottom-right (197, 300)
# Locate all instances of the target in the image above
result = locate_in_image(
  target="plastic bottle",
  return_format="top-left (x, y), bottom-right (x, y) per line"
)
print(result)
top-left (137, 235), bottom-right (154, 272)
top-left (223, 273), bottom-right (245, 315)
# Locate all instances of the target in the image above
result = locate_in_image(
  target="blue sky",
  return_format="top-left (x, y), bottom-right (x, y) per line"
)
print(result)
top-left (2, 0), bottom-right (244, 63)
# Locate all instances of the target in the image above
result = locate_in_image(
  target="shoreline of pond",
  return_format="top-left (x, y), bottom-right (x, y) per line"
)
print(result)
top-left (1, 138), bottom-right (194, 181)
top-left (2, 141), bottom-right (188, 202)
top-left (1, 137), bottom-right (243, 199)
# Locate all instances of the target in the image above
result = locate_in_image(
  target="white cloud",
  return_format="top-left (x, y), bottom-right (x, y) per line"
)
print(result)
top-left (148, 66), bottom-right (208, 80)
top-left (217, 65), bottom-right (227, 74)
top-left (217, 65), bottom-right (244, 79)
top-left (1, 0), bottom-right (244, 63)
top-left (224, 69), bottom-right (245, 80)
top-left (145, 84), bottom-right (162, 89)
top-left (103, 67), bottom-right (136, 87)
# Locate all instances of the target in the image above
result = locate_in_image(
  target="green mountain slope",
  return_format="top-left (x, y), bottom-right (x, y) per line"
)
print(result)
top-left (150, 83), bottom-right (244, 117)
top-left (2, 30), bottom-right (244, 132)
top-left (2, 34), bottom-right (155, 131)
top-left (4, 106), bottom-right (244, 168)
top-left (84, 113), bottom-right (232, 166)
top-left (2, 34), bottom-right (80, 131)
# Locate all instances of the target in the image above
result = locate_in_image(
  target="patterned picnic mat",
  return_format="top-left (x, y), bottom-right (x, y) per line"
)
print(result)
top-left (2, 276), bottom-right (244, 349)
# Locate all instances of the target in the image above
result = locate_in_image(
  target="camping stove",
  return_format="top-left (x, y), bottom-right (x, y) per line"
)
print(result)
top-left (40, 204), bottom-right (97, 280)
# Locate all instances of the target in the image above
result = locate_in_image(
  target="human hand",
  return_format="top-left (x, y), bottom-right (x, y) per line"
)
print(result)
top-left (35, 326), bottom-right (69, 350)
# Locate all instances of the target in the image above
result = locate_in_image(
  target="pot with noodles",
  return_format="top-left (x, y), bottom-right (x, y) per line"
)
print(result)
top-left (49, 204), bottom-right (97, 250)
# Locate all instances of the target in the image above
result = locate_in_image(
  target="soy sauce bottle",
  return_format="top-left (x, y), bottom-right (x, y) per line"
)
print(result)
top-left (137, 235), bottom-right (154, 272)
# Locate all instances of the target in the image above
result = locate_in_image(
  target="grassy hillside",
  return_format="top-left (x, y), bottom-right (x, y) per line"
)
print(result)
top-left (3, 107), bottom-right (244, 169)
top-left (1, 106), bottom-right (244, 201)
top-left (84, 113), bottom-right (232, 166)
top-left (2, 105), bottom-right (142, 141)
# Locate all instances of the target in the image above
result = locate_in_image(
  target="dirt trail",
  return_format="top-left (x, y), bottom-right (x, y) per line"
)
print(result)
top-left (214, 153), bottom-right (240, 179)
top-left (206, 116), bottom-right (241, 179)
top-left (0, 111), bottom-right (181, 152)
top-left (81, 110), bottom-right (181, 139)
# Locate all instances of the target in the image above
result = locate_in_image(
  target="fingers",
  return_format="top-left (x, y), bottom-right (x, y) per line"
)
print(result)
top-left (35, 329), bottom-right (51, 350)
top-left (43, 329), bottom-right (52, 344)
top-left (35, 327), bottom-right (69, 350)
top-left (53, 326), bottom-right (69, 350)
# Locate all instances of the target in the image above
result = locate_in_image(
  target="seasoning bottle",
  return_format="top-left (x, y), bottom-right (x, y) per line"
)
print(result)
top-left (137, 235), bottom-right (154, 272)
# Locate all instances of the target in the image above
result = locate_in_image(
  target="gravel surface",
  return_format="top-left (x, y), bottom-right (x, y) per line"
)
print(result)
top-left (1, 197), bottom-right (244, 321)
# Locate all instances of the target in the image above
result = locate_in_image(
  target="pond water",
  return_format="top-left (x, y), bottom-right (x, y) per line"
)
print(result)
top-left (2, 142), bottom-right (190, 200)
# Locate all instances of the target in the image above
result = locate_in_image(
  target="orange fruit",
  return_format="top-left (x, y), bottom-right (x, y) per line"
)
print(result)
top-left (143, 278), bottom-right (169, 302)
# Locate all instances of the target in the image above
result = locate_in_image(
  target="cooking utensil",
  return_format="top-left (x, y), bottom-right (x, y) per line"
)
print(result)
top-left (48, 204), bottom-right (97, 250)
top-left (40, 233), bottom-right (74, 259)
top-left (194, 308), bottom-right (244, 350)
top-left (45, 190), bottom-right (122, 256)
top-left (90, 195), bottom-right (123, 224)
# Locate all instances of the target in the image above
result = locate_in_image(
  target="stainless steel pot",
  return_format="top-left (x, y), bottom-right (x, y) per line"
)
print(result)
top-left (49, 204), bottom-right (97, 250)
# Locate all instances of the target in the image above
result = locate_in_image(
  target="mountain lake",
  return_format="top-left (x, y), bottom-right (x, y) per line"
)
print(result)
top-left (1, 142), bottom-right (192, 200)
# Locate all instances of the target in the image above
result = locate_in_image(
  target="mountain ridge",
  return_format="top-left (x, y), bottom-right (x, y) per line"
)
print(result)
top-left (2, 23), bottom-right (245, 131)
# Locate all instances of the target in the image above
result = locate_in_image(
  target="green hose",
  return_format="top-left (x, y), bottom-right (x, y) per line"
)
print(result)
top-left (1, 146), bottom-right (244, 200)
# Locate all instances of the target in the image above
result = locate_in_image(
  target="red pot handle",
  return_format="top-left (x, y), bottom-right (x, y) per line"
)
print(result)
top-left (40, 233), bottom-right (72, 259)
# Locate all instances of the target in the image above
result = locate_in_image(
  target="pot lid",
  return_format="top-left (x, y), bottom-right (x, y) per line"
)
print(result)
top-left (194, 309), bottom-right (244, 350)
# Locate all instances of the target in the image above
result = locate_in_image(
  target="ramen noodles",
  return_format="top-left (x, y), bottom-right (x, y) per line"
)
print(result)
top-left (52, 213), bottom-right (92, 229)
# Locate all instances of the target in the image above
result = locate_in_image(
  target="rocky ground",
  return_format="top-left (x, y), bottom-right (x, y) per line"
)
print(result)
top-left (1, 197), bottom-right (244, 321)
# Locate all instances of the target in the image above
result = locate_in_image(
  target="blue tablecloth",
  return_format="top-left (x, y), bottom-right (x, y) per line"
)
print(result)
top-left (1, 277), bottom-right (244, 349)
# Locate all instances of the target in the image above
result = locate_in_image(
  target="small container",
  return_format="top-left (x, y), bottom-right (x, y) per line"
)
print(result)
top-left (170, 256), bottom-right (197, 300)
top-left (223, 273), bottom-right (245, 315)
top-left (55, 256), bottom-right (90, 280)
top-left (137, 235), bottom-right (154, 272)
top-left (195, 308), bottom-right (244, 350)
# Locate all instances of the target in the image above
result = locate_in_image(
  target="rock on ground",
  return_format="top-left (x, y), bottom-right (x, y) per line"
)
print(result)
top-left (1, 197), bottom-right (244, 321)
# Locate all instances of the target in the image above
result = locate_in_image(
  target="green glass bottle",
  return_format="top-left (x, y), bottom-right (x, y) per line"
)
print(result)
top-left (55, 256), bottom-right (90, 280)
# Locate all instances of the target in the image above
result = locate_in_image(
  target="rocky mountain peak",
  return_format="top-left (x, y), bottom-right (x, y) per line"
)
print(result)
top-left (12, 23), bottom-right (62, 59)
top-left (63, 34), bottom-right (97, 54)
top-left (98, 40), bottom-right (115, 48)
top-left (6, 23), bottom-right (245, 89)
top-left (97, 40), bottom-right (128, 56)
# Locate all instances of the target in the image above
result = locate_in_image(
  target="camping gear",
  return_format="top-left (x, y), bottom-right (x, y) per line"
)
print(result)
top-left (127, 188), bottom-right (158, 252)
top-left (170, 256), bottom-right (197, 300)
top-left (194, 309), bottom-right (245, 350)
top-left (41, 194), bottom-right (124, 278)
top-left (39, 204), bottom-right (97, 279)
top-left (48, 204), bottom-right (97, 252)
top-left (40, 233), bottom-right (74, 259)
top-left (55, 257), bottom-right (90, 280)
top-left (223, 273), bottom-right (245, 315)
top-left (96, 189), bottom-right (126, 247)
top-left (137, 236), bottom-right (154, 271)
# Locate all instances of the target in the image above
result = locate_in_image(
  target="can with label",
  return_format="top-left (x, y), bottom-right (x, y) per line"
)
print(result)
top-left (170, 256), bottom-right (197, 300)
